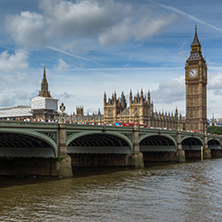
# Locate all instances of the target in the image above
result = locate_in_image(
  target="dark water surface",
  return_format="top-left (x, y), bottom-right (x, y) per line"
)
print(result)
top-left (0, 159), bottom-right (222, 222)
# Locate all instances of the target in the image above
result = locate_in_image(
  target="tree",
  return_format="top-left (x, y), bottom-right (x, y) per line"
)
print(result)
top-left (208, 126), bottom-right (222, 135)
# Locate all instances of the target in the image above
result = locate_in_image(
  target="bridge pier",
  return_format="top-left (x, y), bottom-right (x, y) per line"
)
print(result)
top-left (204, 134), bottom-right (211, 159)
top-left (128, 126), bottom-right (144, 168)
top-left (51, 123), bottom-right (73, 177)
top-left (177, 130), bottom-right (186, 162)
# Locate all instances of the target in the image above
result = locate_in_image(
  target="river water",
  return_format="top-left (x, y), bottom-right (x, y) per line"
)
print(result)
top-left (0, 159), bottom-right (222, 222)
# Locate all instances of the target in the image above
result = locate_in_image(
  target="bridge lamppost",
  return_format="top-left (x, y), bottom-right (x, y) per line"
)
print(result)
top-left (60, 102), bottom-right (66, 123)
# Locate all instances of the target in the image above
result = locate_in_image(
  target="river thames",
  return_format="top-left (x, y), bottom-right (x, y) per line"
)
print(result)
top-left (0, 159), bottom-right (222, 222)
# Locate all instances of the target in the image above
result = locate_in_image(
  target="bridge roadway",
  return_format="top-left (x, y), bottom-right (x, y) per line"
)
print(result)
top-left (0, 120), bottom-right (221, 177)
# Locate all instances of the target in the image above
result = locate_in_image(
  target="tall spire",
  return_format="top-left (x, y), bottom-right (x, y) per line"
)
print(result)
top-left (187, 25), bottom-right (203, 61)
top-left (39, 67), bottom-right (51, 97)
top-left (191, 24), bottom-right (201, 47)
top-left (148, 90), bottom-right (150, 104)
top-left (104, 91), bottom-right (107, 105)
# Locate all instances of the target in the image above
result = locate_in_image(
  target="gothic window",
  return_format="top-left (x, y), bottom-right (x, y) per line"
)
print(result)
top-left (135, 108), bottom-right (138, 114)
top-left (108, 110), bottom-right (112, 116)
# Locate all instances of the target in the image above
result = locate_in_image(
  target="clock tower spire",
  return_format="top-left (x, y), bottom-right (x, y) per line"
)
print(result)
top-left (185, 25), bottom-right (207, 133)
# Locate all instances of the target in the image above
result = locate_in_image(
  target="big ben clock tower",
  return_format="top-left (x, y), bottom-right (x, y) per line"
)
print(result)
top-left (185, 26), bottom-right (207, 133)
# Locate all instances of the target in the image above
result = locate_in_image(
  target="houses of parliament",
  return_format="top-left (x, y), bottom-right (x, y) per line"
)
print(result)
top-left (72, 26), bottom-right (208, 133)
top-left (0, 27), bottom-right (208, 133)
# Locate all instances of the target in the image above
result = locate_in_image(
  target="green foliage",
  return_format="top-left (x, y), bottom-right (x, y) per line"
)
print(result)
top-left (208, 126), bottom-right (222, 135)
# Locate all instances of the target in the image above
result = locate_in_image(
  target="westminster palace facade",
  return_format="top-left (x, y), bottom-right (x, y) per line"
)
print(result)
top-left (71, 26), bottom-right (208, 133)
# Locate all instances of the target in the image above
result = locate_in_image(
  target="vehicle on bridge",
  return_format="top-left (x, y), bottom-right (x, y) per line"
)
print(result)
top-left (114, 122), bottom-right (147, 128)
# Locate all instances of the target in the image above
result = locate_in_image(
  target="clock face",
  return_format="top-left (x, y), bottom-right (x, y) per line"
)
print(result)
top-left (189, 69), bottom-right (198, 78)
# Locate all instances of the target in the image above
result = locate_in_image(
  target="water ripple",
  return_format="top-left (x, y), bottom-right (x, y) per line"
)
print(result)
top-left (0, 159), bottom-right (222, 221)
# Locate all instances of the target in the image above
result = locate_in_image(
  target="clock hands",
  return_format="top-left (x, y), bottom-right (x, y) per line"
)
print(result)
top-left (189, 69), bottom-right (197, 78)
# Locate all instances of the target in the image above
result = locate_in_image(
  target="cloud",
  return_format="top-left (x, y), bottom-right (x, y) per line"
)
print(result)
top-left (0, 72), bottom-right (28, 91)
top-left (208, 72), bottom-right (222, 90)
top-left (5, 11), bottom-right (51, 48)
top-left (13, 90), bottom-right (30, 101)
top-left (0, 49), bottom-right (29, 73)
top-left (151, 75), bottom-right (185, 103)
top-left (5, 0), bottom-right (177, 48)
top-left (54, 59), bottom-right (69, 71)
top-left (99, 13), bottom-right (177, 45)
top-left (56, 92), bottom-right (75, 100)
top-left (0, 94), bottom-right (15, 107)
top-left (213, 89), bottom-right (222, 96)
top-left (148, 0), bottom-right (222, 33)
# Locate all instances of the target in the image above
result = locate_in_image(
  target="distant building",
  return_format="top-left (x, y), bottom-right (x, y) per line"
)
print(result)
top-left (0, 105), bottom-right (32, 119)
top-left (103, 89), bottom-right (179, 129)
top-left (0, 26), bottom-right (210, 132)
top-left (70, 89), bottom-right (180, 129)
top-left (70, 106), bottom-right (103, 124)
top-left (209, 117), bottom-right (222, 127)
top-left (71, 26), bottom-right (209, 132)
top-left (31, 67), bottom-right (58, 120)
top-left (0, 67), bottom-right (59, 121)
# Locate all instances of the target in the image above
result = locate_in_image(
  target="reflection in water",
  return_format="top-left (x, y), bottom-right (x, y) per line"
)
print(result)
top-left (0, 159), bottom-right (222, 221)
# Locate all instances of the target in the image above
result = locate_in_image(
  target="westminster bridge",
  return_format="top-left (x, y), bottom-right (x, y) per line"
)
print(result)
top-left (0, 120), bottom-right (221, 177)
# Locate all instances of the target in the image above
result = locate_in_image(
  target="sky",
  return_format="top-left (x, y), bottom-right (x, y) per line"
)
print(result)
top-left (0, 0), bottom-right (222, 119)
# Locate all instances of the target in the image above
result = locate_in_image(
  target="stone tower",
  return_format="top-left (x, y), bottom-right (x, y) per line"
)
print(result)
top-left (103, 91), bottom-right (127, 123)
top-left (31, 67), bottom-right (58, 120)
top-left (129, 89), bottom-right (153, 125)
top-left (39, 66), bottom-right (51, 98)
top-left (185, 26), bottom-right (207, 133)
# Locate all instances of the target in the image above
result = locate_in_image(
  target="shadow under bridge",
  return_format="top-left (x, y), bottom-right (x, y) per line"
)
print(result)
top-left (0, 132), bottom-right (56, 158)
top-left (67, 133), bottom-right (132, 154)
top-left (181, 137), bottom-right (204, 151)
top-left (208, 139), bottom-right (221, 150)
top-left (139, 135), bottom-right (177, 152)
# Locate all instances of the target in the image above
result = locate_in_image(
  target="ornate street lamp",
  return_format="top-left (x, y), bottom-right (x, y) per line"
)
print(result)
top-left (60, 102), bottom-right (66, 123)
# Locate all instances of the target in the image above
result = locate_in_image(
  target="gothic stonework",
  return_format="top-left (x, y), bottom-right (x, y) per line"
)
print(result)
top-left (185, 26), bottom-right (207, 133)
top-left (71, 26), bottom-right (208, 132)
top-left (39, 66), bottom-right (51, 98)
top-left (103, 89), bottom-right (179, 129)
top-left (31, 67), bottom-right (59, 121)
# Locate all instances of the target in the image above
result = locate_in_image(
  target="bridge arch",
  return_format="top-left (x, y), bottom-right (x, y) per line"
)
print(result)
top-left (67, 131), bottom-right (133, 154)
top-left (139, 134), bottom-right (177, 152)
top-left (208, 138), bottom-right (221, 150)
top-left (181, 136), bottom-right (204, 151)
top-left (0, 129), bottom-right (58, 157)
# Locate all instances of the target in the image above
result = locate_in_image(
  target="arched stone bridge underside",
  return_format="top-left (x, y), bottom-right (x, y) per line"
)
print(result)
top-left (208, 139), bottom-right (221, 150)
top-left (67, 133), bottom-right (131, 154)
top-left (139, 135), bottom-right (177, 152)
top-left (182, 137), bottom-right (204, 151)
top-left (0, 133), bottom-right (56, 158)
top-left (182, 137), bottom-right (221, 150)
top-left (0, 121), bottom-right (221, 158)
